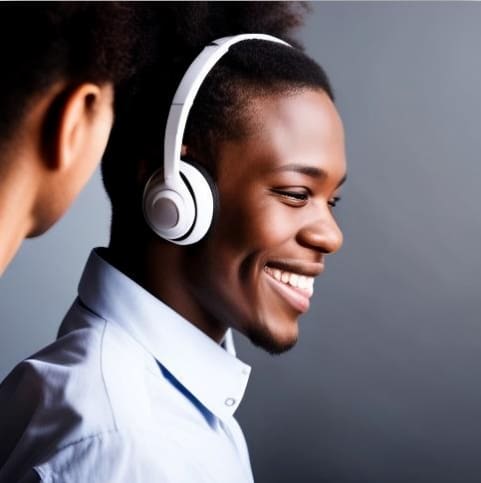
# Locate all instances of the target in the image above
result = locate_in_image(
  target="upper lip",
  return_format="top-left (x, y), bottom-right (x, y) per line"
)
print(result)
top-left (265, 259), bottom-right (324, 277)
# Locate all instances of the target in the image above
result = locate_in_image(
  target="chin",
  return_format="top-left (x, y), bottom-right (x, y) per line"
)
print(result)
top-left (245, 320), bottom-right (299, 355)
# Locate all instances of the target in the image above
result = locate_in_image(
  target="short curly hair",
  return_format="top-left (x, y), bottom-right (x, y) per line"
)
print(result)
top-left (101, 2), bottom-right (333, 236)
top-left (0, 2), bottom-right (149, 144)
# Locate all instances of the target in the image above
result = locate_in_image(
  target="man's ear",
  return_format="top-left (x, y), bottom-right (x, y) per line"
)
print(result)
top-left (54, 83), bottom-right (113, 173)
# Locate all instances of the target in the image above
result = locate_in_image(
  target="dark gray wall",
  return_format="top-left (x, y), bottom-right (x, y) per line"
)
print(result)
top-left (1, 3), bottom-right (481, 483)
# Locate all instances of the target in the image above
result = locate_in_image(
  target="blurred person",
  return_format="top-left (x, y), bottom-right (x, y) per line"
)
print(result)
top-left (0, 2), bottom-right (147, 275)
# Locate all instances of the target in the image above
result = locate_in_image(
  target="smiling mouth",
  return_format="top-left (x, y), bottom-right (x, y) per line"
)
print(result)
top-left (263, 265), bottom-right (316, 314)
top-left (264, 266), bottom-right (314, 294)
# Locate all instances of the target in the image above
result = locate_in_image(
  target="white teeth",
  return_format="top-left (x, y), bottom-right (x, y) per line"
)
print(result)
top-left (289, 273), bottom-right (299, 287)
top-left (265, 266), bottom-right (315, 292)
top-left (307, 277), bottom-right (314, 290)
top-left (298, 276), bottom-right (307, 289)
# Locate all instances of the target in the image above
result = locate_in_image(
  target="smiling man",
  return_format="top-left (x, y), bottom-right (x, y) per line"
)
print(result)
top-left (166, 89), bottom-right (346, 355)
top-left (0, 4), bottom-right (347, 481)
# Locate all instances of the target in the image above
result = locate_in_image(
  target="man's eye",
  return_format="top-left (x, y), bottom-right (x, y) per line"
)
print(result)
top-left (328, 196), bottom-right (341, 208)
top-left (271, 189), bottom-right (309, 203)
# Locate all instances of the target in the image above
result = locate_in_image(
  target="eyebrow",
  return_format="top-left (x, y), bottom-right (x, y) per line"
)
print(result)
top-left (272, 163), bottom-right (347, 188)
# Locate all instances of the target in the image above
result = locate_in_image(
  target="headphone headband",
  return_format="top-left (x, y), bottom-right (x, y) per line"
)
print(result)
top-left (163, 33), bottom-right (291, 183)
top-left (144, 33), bottom-right (291, 245)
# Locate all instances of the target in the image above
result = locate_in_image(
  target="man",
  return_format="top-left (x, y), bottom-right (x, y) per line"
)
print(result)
top-left (0, 3), bottom-right (145, 275)
top-left (0, 3), bottom-right (347, 481)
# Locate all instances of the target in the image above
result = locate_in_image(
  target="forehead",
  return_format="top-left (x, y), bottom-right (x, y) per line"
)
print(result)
top-left (216, 89), bottom-right (346, 185)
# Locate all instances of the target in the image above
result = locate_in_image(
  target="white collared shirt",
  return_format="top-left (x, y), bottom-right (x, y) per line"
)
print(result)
top-left (0, 250), bottom-right (253, 483)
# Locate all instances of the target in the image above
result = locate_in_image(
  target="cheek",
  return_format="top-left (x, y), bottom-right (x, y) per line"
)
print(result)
top-left (216, 195), bottom-right (294, 255)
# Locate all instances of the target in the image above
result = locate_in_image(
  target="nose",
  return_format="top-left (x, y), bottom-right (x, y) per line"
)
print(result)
top-left (297, 209), bottom-right (343, 255)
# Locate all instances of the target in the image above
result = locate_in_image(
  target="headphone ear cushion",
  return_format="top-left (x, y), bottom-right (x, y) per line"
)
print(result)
top-left (176, 159), bottom-right (217, 245)
top-left (181, 158), bottom-right (219, 226)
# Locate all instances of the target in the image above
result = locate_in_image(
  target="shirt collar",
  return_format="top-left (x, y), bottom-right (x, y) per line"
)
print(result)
top-left (77, 249), bottom-right (251, 421)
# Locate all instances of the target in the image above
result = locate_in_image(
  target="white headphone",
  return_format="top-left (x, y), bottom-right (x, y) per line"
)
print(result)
top-left (143, 33), bottom-right (291, 245)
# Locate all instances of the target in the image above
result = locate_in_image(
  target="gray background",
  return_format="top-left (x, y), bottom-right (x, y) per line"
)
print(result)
top-left (1, 3), bottom-right (481, 483)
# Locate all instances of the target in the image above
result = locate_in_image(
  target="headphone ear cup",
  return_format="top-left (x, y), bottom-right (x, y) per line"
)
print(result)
top-left (142, 160), bottom-right (217, 245)
top-left (175, 159), bottom-right (217, 245)
top-left (143, 164), bottom-right (197, 242)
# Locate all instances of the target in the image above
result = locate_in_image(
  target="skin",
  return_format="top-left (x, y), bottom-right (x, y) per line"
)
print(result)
top-left (0, 81), bottom-right (114, 275)
top-left (110, 88), bottom-right (347, 354)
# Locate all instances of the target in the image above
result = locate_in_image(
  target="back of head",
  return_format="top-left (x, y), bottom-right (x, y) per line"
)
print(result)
top-left (102, 2), bottom-right (333, 241)
top-left (0, 2), bottom-right (148, 147)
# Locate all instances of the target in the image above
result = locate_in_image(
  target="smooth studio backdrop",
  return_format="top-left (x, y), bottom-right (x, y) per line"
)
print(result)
top-left (1, 3), bottom-right (481, 483)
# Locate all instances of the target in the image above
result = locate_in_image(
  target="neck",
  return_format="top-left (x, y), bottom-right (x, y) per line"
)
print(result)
top-left (106, 234), bottom-right (227, 343)
top-left (0, 159), bottom-right (37, 275)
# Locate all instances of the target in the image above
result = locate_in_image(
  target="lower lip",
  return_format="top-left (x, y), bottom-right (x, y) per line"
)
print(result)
top-left (264, 271), bottom-right (312, 314)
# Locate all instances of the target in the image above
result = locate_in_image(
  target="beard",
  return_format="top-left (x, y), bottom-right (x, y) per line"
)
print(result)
top-left (244, 322), bottom-right (298, 355)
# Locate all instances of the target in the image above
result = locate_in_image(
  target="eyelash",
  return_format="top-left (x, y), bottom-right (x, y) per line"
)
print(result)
top-left (272, 189), bottom-right (341, 208)
top-left (276, 190), bottom-right (308, 201)
top-left (328, 196), bottom-right (341, 208)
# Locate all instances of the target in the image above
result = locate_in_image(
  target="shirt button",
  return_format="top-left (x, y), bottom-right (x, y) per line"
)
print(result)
top-left (225, 397), bottom-right (236, 407)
